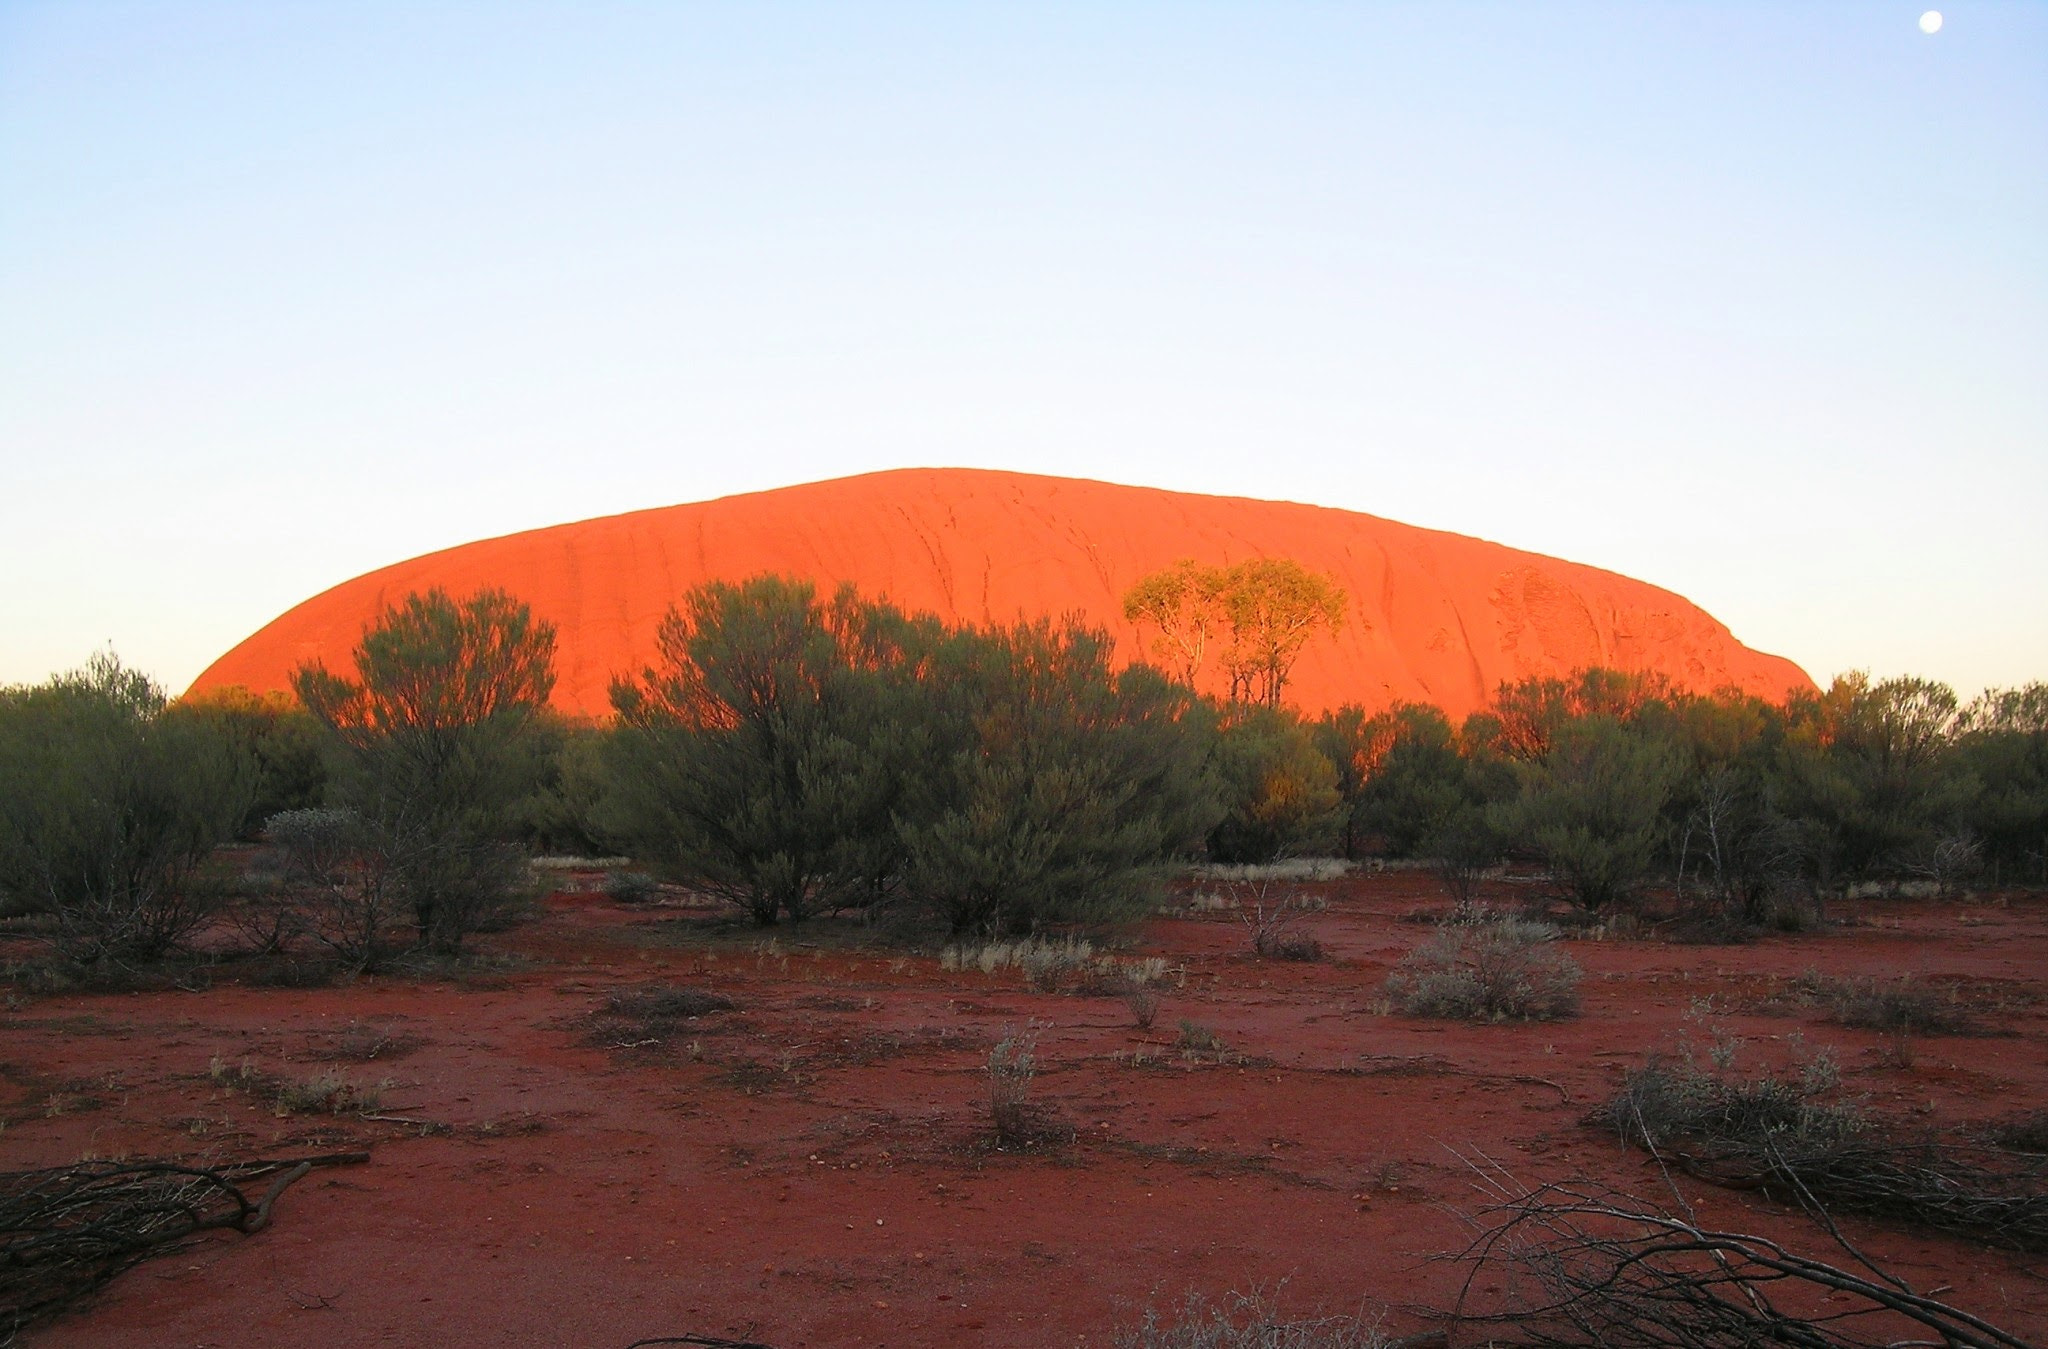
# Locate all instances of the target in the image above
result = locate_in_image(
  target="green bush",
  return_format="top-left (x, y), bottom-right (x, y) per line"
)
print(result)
top-left (294, 588), bottom-right (557, 955)
top-left (0, 655), bottom-right (254, 962)
top-left (1205, 707), bottom-right (1339, 864)
top-left (607, 576), bottom-right (1219, 935)
top-left (1494, 715), bottom-right (1685, 912)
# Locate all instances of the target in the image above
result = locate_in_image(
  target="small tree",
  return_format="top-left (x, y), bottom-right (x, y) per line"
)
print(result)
top-left (1496, 715), bottom-right (1686, 912)
top-left (1121, 557), bottom-right (1345, 706)
top-left (1214, 558), bottom-right (1346, 706)
top-left (897, 619), bottom-right (1219, 935)
top-left (606, 577), bottom-right (920, 925)
top-left (1120, 559), bottom-right (1224, 689)
top-left (0, 654), bottom-right (254, 962)
top-left (1957, 683), bottom-right (2048, 884)
top-left (262, 807), bottom-right (402, 972)
top-left (293, 589), bottom-right (556, 954)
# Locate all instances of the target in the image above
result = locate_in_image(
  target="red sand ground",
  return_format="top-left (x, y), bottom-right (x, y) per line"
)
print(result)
top-left (188, 469), bottom-right (1813, 720)
top-left (5, 873), bottom-right (2044, 1348)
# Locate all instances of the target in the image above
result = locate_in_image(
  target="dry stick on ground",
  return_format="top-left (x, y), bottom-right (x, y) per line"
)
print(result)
top-left (0, 1152), bottom-right (368, 1343)
top-left (1445, 1157), bottom-right (2036, 1349)
top-left (1354, 1052), bottom-right (1572, 1106)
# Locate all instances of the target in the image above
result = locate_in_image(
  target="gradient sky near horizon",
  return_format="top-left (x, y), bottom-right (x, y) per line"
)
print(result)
top-left (3, 2), bottom-right (2043, 699)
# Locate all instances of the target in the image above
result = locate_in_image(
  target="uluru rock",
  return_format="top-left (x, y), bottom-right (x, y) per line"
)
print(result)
top-left (188, 468), bottom-right (1812, 719)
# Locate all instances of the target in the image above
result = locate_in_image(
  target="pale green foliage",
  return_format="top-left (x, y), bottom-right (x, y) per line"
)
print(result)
top-left (1122, 557), bottom-right (1345, 706)
top-left (1385, 912), bottom-right (1581, 1021)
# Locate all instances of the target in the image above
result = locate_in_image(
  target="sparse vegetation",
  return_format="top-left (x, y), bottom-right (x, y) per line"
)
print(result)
top-left (1384, 913), bottom-right (1580, 1021)
top-left (1597, 1052), bottom-right (2048, 1251)
top-left (1114, 1288), bottom-right (1386, 1349)
top-left (987, 1023), bottom-right (1068, 1149)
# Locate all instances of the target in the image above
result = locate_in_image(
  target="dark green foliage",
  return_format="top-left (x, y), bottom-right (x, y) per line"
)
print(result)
top-left (293, 588), bottom-right (557, 954)
top-left (506, 714), bottom-right (615, 856)
top-left (1958, 683), bottom-right (2048, 884)
top-left (177, 688), bottom-right (328, 837)
top-left (1494, 714), bottom-right (1686, 912)
top-left (1205, 706), bottom-right (1339, 864)
top-left (606, 575), bottom-right (1219, 933)
top-left (606, 577), bottom-right (923, 925)
top-left (1777, 673), bottom-right (1972, 890)
top-left (0, 655), bottom-right (254, 961)
top-left (899, 620), bottom-right (1219, 934)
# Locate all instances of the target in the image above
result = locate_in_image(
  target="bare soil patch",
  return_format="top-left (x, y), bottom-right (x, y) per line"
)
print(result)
top-left (4, 874), bottom-right (2045, 1346)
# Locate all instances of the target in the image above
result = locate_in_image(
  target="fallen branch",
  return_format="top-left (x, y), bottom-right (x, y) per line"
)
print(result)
top-left (1, 1152), bottom-right (368, 1343)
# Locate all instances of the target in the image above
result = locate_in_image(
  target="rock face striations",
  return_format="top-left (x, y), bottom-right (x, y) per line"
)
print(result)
top-left (189, 468), bottom-right (1812, 719)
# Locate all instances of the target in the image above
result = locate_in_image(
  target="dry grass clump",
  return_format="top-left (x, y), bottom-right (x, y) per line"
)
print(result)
top-left (1176, 1019), bottom-right (1232, 1062)
top-left (1114, 1288), bottom-right (1387, 1348)
top-left (207, 1058), bottom-right (385, 1116)
top-left (1990, 1109), bottom-right (2048, 1155)
top-left (604, 984), bottom-right (736, 1020)
top-left (942, 937), bottom-right (1169, 995)
top-left (1191, 859), bottom-right (1350, 884)
top-left (1807, 974), bottom-right (1976, 1035)
top-left (1240, 901), bottom-right (1324, 962)
top-left (602, 869), bottom-right (660, 904)
top-left (987, 1024), bottom-right (1070, 1151)
top-left (1597, 1055), bottom-right (2048, 1251)
top-left (312, 1019), bottom-right (424, 1063)
top-left (1384, 913), bottom-right (1580, 1022)
top-left (579, 984), bottom-right (737, 1056)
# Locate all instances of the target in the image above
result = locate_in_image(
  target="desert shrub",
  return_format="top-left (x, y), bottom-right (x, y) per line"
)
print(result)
top-left (1124, 985), bottom-right (1161, 1030)
top-left (608, 577), bottom-right (1219, 934)
top-left (988, 1023), bottom-right (1068, 1149)
top-left (1817, 975), bottom-right (1974, 1035)
top-left (1114, 1288), bottom-right (1386, 1349)
top-left (1774, 673), bottom-right (1973, 893)
top-left (1598, 1052), bottom-right (2048, 1250)
top-left (1206, 707), bottom-right (1342, 865)
top-left (604, 578), bottom-right (915, 926)
top-left (1234, 886), bottom-right (1323, 961)
top-left (897, 618), bottom-right (1220, 934)
top-left (1599, 1052), bottom-right (1863, 1158)
top-left (602, 869), bottom-right (659, 904)
top-left (1991, 1110), bottom-right (2048, 1154)
top-left (0, 655), bottom-right (255, 964)
top-left (1494, 715), bottom-right (1686, 913)
top-left (176, 687), bottom-right (329, 837)
top-left (1384, 914), bottom-right (1580, 1021)
top-left (259, 807), bottom-right (404, 972)
top-left (1176, 1019), bottom-right (1230, 1059)
top-left (208, 1057), bottom-right (384, 1116)
top-left (294, 589), bottom-right (556, 955)
top-left (1957, 683), bottom-right (2048, 885)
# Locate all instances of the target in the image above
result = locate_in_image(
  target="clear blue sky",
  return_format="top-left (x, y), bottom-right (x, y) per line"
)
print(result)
top-left (3, 2), bottom-right (2042, 698)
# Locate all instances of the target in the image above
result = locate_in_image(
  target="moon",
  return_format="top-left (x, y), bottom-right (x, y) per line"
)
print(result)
top-left (1919, 10), bottom-right (1944, 33)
